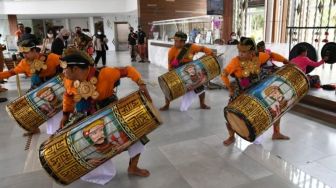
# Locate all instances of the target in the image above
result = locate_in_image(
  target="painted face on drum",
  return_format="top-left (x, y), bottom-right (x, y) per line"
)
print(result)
top-left (38, 88), bottom-right (55, 102)
top-left (186, 66), bottom-right (196, 75)
top-left (174, 39), bottom-right (185, 49)
top-left (89, 125), bottom-right (105, 145)
top-left (269, 88), bottom-right (284, 102)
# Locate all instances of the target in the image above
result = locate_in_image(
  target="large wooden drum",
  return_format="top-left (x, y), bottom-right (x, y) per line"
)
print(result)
top-left (39, 91), bottom-right (162, 185)
top-left (6, 75), bottom-right (64, 132)
top-left (224, 64), bottom-right (309, 142)
top-left (158, 55), bottom-right (221, 101)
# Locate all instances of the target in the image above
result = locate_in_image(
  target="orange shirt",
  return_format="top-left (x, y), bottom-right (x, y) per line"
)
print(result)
top-left (0, 53), bottom-right (60, 80)
top-left (63, 66), bottom-right (142, 113)
top-left (15, 30), bottom-right (23, 40)
top-left (168, 44), bottom-right (213, 70)
top-left (221, 52), bottom-right (285, 89)
top-left (267, 51), bottom-right (287, 63)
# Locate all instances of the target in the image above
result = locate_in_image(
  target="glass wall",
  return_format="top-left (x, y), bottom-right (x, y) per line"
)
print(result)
top-left (152, 15), bottom-right (222, 44)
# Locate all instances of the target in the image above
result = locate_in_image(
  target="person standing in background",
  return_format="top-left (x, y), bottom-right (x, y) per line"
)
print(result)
top-left (51, 28), bottom-right (70, 55)
top-left (82, 29), bottom-right (93, 38)
top-left (137, 26), bottom-right (147, 63)
top-left (42, 29), bottom-right (55, 54)
top-left (0, 34), bottom-right (8, 103)
top-left (93, 30), bottom-right (109, 66)
top-left (227, 32), bottom-right (239, 45)
top-left (74, 26), bottom-right (92, 51)
top-left (15, 23), bottom-right (25, 42)
top-left (128, 27), bottom-right (137, 62)
top-left (19, 27), bottom-right (38, 45)
top-left (83, 29), bottom-right (94, 56)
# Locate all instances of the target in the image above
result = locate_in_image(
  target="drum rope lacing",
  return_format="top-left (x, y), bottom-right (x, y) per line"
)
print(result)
top-left (25, 135), bottom-right (33, 150)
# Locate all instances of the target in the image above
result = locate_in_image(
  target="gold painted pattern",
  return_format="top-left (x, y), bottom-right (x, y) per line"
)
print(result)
top-left (228, 95), bottom-right (271, 139)
top-left (276, 65), bottom-right (309, 98)
top-left (159, 71), bottom-right (186, 100)
top-left (201, 56), bottom-right (221, 79)
top-left (158, 56), bottom-right (220, 101)
top-left (6, 97), bottom-right (45, 132)
top-left (42, 134), bottom-right (88, 184)
top-left (40, 91), bottom-right (161, 185)
top-left (225, 65), bottom-right (309, 141)
top-left (115, 92), bottom-right (159, 139)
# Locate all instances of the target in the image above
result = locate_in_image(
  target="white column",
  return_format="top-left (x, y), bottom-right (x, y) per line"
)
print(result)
top-left (103, 16), bottom-right (115, 51)
top-left (64, 18), bottom-right (70, 30)
top-left (264, 0), bottom-right (274, 43)
top-left (88, 16), bottom-right (95, 34)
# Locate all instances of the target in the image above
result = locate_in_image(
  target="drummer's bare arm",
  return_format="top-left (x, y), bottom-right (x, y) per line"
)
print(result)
top-left (0, 61), bottom-right (26, 79)
top-left (222, 59), bottom-right (239, 96)
top-left (192, 44), bottom-right (213, 56)
top-left (221, 70), bottom-right (233, 95)
top-left (117, 66), bottom-right (141, 82)
top-left (60, 91), bottom-right (75, 128)
top-left (270, 52), bottom-right (289, 64)
top-left (307, 57), bottom-right (324, 67)
top-left (117, 66), bottom-right (152, 102)
top-left (168, 48), bottom-right (175, 71)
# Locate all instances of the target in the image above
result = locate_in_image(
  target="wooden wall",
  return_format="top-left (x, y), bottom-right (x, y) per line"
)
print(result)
top-left (8, 15), bottom-right (18, 35)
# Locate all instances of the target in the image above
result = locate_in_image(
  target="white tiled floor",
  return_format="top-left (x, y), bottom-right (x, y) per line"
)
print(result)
top-left (0, 51), bottom-right (335, 188)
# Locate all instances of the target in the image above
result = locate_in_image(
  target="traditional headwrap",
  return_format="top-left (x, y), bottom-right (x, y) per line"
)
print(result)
top-left (256, 41), bottom-right (265, 49)
top-left (60, 48), bottom-right (94, 69)
top-left (237, 37), bottom-right (257, 52)
top-left (174, 31), bottom-right (187, 41)
top-left (18, 39), bottom-right (38, 53)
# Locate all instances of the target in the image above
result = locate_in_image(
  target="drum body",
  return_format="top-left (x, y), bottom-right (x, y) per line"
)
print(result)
top-left (158, 56), bottom-right (220, 101)
top-left (39, 91), bottom-right (162, 185)
top-left (6, 75), bottom-right (64, 132)
top-left (224, 64), bottom-right (309, 142)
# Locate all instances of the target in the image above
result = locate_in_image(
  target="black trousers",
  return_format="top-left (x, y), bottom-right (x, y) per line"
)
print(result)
top-left (94, 50), bottom-right (106, 66)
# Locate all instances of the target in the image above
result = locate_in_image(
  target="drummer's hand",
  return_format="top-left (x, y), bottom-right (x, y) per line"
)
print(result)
top-left (229, 88), bottom-right (234, 97)
top-left (139, 84), bottom-right (152, 103)
top-left (88, 158), bottom-right (104, 166)
top-left (323, 56), bottom-right (329, 62)
top-left (60, 114), bottom-right (69, 129)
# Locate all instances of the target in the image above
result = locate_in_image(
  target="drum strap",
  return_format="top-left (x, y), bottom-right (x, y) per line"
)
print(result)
top-left (175, 43), bottom-right (192, 67)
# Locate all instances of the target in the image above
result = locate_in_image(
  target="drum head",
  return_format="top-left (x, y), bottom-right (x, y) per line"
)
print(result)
top-left (225, 111), bottom-right (255, 142)
top-left (321, 42), bottom-right (336, 64)
top-left (158, 76), bottom-right (172, 101)
top-left (289, 42), bottom-right (317, 74)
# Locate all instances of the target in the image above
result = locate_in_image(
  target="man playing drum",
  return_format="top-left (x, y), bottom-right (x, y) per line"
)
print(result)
top-left (0, 39), bottom-right (61, 136)
top-left (222, 37), bottom-right (290, 146)
top-left (160, 31), bottom-right (213, 111)
top-left (59, 49), bottom-right (152, 185)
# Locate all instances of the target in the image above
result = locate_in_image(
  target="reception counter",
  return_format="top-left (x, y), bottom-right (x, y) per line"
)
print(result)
top-left (148, 39), bottom-right (290, 70)
top-left (148, 39), bottom-right (290, 85)
top-left (148, 39), bottom-right (239, 70)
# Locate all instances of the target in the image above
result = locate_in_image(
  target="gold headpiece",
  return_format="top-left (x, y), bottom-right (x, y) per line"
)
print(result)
top-left (18, 46), bottom-right (33, 53)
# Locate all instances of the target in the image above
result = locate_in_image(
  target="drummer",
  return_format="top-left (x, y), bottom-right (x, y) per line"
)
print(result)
top-left (0, 39), bottom-right (61, 90)
top-left (59, 49), bottom-right (151, 185)
top-left (221, 37), bottom-right (290, 146)
top-left (0, 39), bottom-right (61, 136)
top-left (290, 45), bottom-right (328, 73)
top-left (160, 31), bottom-right (213, 111)
top-left (257, 41), bottom-right (289, 78)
